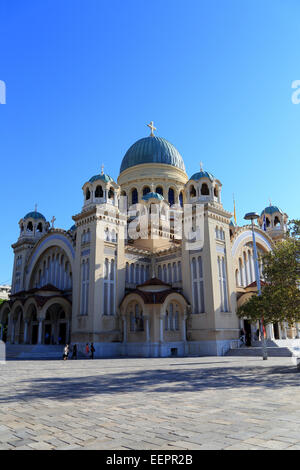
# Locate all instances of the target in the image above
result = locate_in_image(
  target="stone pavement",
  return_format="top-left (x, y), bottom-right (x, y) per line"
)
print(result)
top-left (0, 356), bottom-right (300, 450)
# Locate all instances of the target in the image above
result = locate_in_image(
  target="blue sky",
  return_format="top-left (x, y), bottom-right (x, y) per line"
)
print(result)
top-left (0, 0), bottom-right (300, 284)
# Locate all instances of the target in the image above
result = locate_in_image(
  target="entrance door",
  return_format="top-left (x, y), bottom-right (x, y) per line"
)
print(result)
top-left (244, 319), bottom-right (252, 346)
top-left (274, 322), bottom-right (280, 340)
top-left (31, 324), bottom-right (38, 344)
top-left (58, 323), bottom-right (67, 344)
top-left (44, 324), bottom-right (52, 345)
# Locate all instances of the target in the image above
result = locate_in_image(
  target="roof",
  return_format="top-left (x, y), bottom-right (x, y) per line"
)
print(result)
top-left (89, 173), bottom-right (114, 184)
top-left (189, 170), bottom-right (214, 182)
top-left (142, 192), bottom-right (164, 202)
top-left (120, 136), bottom-right (186, 173)
top-left (261, 205), bottom-right (283, 216)
top-left (137, 277), bottom-right (171, 288)
top-left (24, 211), bottom-right (46, 221)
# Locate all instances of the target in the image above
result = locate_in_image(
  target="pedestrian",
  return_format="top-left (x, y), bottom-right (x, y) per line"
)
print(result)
top-left (90, 342), bottom-right (95, 359)
top-left (240, 328), bottom-right (246, 345)
top-left (72, 343), bottom-right (77, 360)
top-left (85, 343), bottom-right (90, 358)
top-left (63, 344), bottom-right (69, 360)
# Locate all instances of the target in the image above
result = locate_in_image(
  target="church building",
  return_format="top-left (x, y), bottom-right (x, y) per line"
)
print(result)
top-left (0, 123), bottom-right (291, 356)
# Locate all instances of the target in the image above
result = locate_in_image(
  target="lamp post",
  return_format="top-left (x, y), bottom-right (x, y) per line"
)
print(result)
top-left (244, 212), bottom-right (268, 360)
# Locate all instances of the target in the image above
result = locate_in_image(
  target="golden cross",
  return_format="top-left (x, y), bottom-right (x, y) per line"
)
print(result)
top-left (51, 216), bottom-right (56, 228)
top-left (147, 121), bottom-right (156, 137)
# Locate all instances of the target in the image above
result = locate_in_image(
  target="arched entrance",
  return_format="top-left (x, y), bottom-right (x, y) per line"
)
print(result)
top-left (0, 304), bottom-right (10, 343)
top-left (41, 299), bottom-right (71, 345)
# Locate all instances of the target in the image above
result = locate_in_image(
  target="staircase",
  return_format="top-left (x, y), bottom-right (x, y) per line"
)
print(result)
top-left (226, 339), bottom-right (293, 357)
top-left (5, 344), bottom-right (64, 360)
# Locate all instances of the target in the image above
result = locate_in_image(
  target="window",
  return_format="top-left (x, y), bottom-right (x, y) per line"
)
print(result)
top-left (218, 256), bottom-right (228, 312)
top-left (131, 188), bottom-right (138, 205)
top-left (156, 186), bottom-right (163, 196)
top-left (103, 258), bottom-right (115, 315)
top-left (168, 188), bottom-right (175, 205)
top-left (190, 185), bottom-right (196, 198)
top-left (80, 259), bottom-right (90, 315)
top-left (179, 192), bottom-right (183, 207)
top-left (130, 303), bottom-right (144, 332)
top-left (95, 185), bottom-right (103, 198)
top-left (86, 188), bottom-right (91, 200)
top-left (201, 183), bottom-right (209, 195)
top-left (191, 256), bottom-right (205, 313)
top-left (143, 186), bottom-right (150, 196)
top-left (165, 303), bottom-right (180, 331)
top-left (108, 188), bottom-right (114, 199)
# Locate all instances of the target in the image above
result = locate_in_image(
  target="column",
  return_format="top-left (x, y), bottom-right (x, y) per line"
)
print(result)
top-left (37, 318), bottom-right (43, 344)
top-left (11, 321), bottom-right (15, 344)
top-left (0, 325), bottom-right (3, 341)
top-left (123, 317), bottom-right (127, 343)
top-left (24, 320), bottom-right (29, 344)
top-left (182, 315), bottom-right (187, 342)
top-left (160, 317), bottom-right (164, 342)
top-left (145, 317), bottom-right (150, 342)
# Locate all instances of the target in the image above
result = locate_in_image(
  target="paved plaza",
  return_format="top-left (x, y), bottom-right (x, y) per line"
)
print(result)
top-left (0, 356), bottom-right (300, 450)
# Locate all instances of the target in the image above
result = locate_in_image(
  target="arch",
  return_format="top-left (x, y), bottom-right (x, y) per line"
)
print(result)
top-left (25, 233), bottom-right (75, 291)
top-left (95, 185), bottom-right (103, 198)
top-left (40, 296), bottom-right (72, 320)
top-left (231, 229), bottom-right (273, 259)
top-left (131, 188), bottom-right (138, 205)
top-left (189, 185), bottom-right (196, 198)
top-left (120, 292), bottom-right (145, 317)
top-left (168, 188), bottom-right (175, 205)
top-left (156, 186), bottom-right (163, 196)
top-left (142, 186), bottom-right (151, 196)
top-left (85, 187), bottom-right (91, 200)
top-left (201, 183), bottom-right (209, 195)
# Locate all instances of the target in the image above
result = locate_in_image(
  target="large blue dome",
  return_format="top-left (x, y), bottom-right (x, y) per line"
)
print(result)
top-left (120, 136), bottom-right (185, 173)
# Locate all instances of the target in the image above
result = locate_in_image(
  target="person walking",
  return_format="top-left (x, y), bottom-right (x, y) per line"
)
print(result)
top-left (85, 343), bottom-right (90, 358)
top-left (72, 343), bottom-right (77, 360)
top-left (90, 342), bottom-right (95, 360)
top-left (63, 344), bottom-right (69, 360)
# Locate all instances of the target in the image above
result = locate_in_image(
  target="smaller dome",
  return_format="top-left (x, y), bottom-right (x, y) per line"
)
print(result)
top-left (189, 170), bottom-right (214, 182)
top-left (89, 173), bottom-right (114, 184)
top-left (69, 224), bottom-right (77, 231)
top-left (142, 192), bottom-right (164, 202)
top-left (261, 205), bottom-right (283, 216)
top-left (24, 211), bottom-right (46, 221)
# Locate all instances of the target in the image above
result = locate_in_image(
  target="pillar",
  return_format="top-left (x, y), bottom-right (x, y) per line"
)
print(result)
top-left (123, 317), bottom-right (127, 343)
top-left (145, 317), bottom-right (150, 342)
top-left (159, 317), bottom-right (164, 342)
top-left (37, 318), bottom-right (43, 344)
top-left (24, 320), bottom-right (29, 344)
top-left (182, 315), bottom-right (187, 342)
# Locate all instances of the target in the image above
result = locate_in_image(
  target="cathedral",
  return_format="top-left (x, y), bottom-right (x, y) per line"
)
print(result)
top-left (0, 124), bottom-right (291, 357)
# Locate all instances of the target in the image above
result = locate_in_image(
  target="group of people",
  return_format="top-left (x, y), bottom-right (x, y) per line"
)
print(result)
top-left (240, 328), bottom-right (260, 347)
top-left (63, 342), bottom-right (95, 360)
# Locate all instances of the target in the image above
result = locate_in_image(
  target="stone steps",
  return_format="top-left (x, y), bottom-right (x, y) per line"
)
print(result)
top-left (5, 344), bottom-right (64, 359)
top-left (226, 346), bottom-right (293, 357)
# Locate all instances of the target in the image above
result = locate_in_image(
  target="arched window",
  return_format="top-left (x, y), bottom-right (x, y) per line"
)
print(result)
top-left (131, 188), bottom-right (138, 205)
top-left (214, 186), bottom-right (219, 197)
top-left (27, 221), bottom-right (33, 232)
top-left (86, 188), bottom-right (91, 200)
top-left (190, 185), bottom-right (196, 198)
top-left (37, 222), bottom-right (43, 232)
top-left (168, 188), bottom-right (175, 205)
top-left (143, 186), bottom-right (150, 196)
top-left (274, 216), bottom-right (280, 226)
top-left (95, 185), bottom-right (103, 198)
top-left (266, 217), bottom-right (270, 227)
top-left (179, 191), bottom-right (183, 207)
top-left (201, 183), bottom-right (209, 195)
top-left (108, 188), bottom-right (114, 199)
top-left (156, 186), bottom-right (163, 196)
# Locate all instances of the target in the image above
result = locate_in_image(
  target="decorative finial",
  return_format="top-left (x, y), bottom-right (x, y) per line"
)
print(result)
top-left (51, 216), bottom-right (56, 229)
top-left (147, 121), bottom-right (156, 137)
top-left (101, 164), bottom-right (104, 175)
top-left (200, 161), bottom-right (203, 172)
top-left (34, 203), bottom-right (38, 212)
top-left (269, 198), bottom-right (272, 207)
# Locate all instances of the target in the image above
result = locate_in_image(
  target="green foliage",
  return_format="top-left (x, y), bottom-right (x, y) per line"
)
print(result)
top-left (237, 236), bottom-right (300, 324)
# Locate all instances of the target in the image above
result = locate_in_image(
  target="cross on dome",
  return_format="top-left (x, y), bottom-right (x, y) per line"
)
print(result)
top-left (101, 164), bottom-right (104, 175)
top-left (51, 216), bottom-right (56, 228)
top-left (200, 161), bottom-right (204, 172)
top-left (34, 203), bottom-right (38, 212)
top-left (147, 121), bottom-right (156, 137)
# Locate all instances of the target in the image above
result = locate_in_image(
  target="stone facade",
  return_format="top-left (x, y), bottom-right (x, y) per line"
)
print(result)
top-left (0, 131), bottom-right (292, 355)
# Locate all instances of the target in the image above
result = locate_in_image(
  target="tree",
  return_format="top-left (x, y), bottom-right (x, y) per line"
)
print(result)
top-left (237, 232), bottom-right (300, 325)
